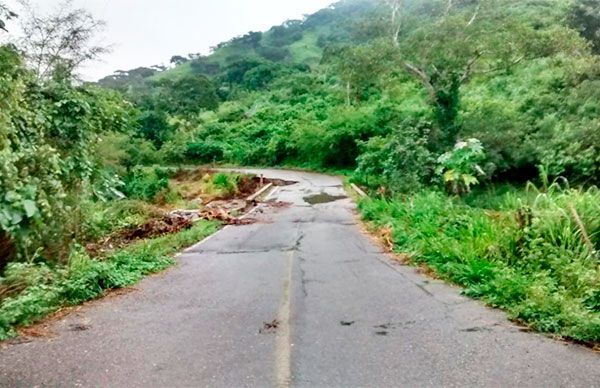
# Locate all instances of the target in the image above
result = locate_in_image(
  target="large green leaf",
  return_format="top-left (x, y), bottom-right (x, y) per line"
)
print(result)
top-left (22, 200), bottom-right (38, 218)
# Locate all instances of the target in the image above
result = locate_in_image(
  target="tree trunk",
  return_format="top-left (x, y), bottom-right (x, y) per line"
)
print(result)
top-left (346, 81), bottom-right (351, 106)
top-left (0, 232), bottom-right (14, 273)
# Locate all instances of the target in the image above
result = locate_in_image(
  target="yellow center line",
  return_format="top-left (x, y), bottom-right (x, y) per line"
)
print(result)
top-left (275, 250), bottom-right (293, 388)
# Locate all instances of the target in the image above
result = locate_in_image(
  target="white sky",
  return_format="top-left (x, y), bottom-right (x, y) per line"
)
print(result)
top-left (3, 0), bottom-right (333, 80)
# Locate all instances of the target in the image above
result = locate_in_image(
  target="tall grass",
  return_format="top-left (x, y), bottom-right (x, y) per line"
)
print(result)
top-left (359, 182), bottom-right (600, 342)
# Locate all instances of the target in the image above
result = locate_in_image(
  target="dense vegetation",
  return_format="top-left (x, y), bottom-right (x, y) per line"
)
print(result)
top-left (100, 0), bottom-right (599, 187)
top-left (0, 3), bottom-right (226, 339)
top-left (2, 0), bottom-right (600, 343)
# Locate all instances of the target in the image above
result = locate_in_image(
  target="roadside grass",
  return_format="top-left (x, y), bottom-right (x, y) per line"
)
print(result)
top-left (0, 220), bottom-right (219, 341)
top-left (358, 183), bottom-right (600, 343)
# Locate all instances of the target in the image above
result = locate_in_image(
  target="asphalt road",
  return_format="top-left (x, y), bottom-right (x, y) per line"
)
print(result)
top-left (2, 169), bottom-right (600, 387)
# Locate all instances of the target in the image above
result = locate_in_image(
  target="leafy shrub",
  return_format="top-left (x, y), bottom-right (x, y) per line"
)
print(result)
top-left (355, 121), bottom-right (434, 193)
top-left (97, 133), bottom-right (160, 171)
top-left (0, 45), bottom-right (134, 261)
top-left (212, 173), bottom-right (239, 195)
top-left (122, 167), bottom-right (170, 202)
top-left (185, 141), bottom-right (225, 163)
top-left (81, 200), bottom-right (162, 242)
top-left (137, 110), bottom-right (173, 149)
top-left (257, 45), bottom-right (291, 62)
top-left (436, 139), bottom-right (487, 195)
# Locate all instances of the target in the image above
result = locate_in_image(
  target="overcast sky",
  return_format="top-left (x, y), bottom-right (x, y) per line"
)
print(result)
top-left (3, 0), bottom-right (333, 80)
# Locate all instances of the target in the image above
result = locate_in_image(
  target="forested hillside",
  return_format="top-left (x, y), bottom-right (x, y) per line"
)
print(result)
top-left (1, 0), bottom-right (600, 343)
top-left (100, 0), bottom-right (598, 188)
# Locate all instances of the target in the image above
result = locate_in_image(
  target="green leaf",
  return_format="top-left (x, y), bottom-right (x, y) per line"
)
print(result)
top-left (22, 200), bottom-right (38, 218)
top-left (10, 211), bottom-right (22, 225)
top-left (462, 174), bottom-right (479, 186)
top-left (5, 191), bottom-right (20, 202)
top-left (444, 169), bottom-right (457, 182)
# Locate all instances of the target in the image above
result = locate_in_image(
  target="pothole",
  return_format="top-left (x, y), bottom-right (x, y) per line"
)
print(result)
top-left (303, 193), bottom-right (347, 205)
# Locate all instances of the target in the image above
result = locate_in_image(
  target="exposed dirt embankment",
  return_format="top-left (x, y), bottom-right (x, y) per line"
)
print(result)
top-left (86, 169), bottom-right (289, 256)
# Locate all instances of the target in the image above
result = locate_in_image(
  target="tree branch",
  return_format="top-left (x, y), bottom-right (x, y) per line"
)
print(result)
top-left (467, 2), bottom-right (481, 27)
top-left (404, 61), bottom-right (436, 100)
top-left (384, 0), bottom-right (403, 46)
top-left (459, 51), bottom-right (482, 83)
top-left (445, 0), bottom-right (453, 17)
top-left (478, 54), bottom-right (525, 76)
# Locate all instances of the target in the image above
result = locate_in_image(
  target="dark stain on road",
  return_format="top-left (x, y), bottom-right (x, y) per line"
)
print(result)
top-left (303, 193), bottom-right (347, 205)
top-left (374, 331), bottom-right (388, 336)
top-left (374, 321), bottom-right (417, 331)
top-left (69, 323), bottom-right (90, 332)
top-left (461, 326), bottom-right (493, 333)
top-left (340, 321), bottom-right (355, 326)
top-left (259, 319), bottom-right (280, 334)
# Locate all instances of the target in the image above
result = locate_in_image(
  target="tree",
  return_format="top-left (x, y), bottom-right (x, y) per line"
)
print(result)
top-left (382, 0), bottom-right (403, 46)
top-left (189, 56), bottom-right (221, 75)
top-left (0, 43), bottom-right (135, 260)
top-left (137, 111), bottom-right (173, 149)
top-left (322, 40), bottom-right (396, 104)
top-left (156, 75), bottom-right (219, 115)
top-left (170, 55), bottom-right (189, 66)
top-left (0, 3), bottom-right (17, 32)
top-left (569, 0), bottom-right (600, 54)
top-left (16, 0), bottom-right (109, 80)
top-left (223, 59), bottom-right (264, 86)
top-left (239, 31), bottom-right (263, 48)
top-left (385, 0), bottom-right (582, 150)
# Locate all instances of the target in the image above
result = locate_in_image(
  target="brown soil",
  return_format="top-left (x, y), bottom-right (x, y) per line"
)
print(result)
top-left (86, 214), bottom-right (193, 257)
top-left (120, 215), bottom-right (193, 240)
top-left (198, 208), bottom-right (256, 225)
top-left (86, 171), bottom-right (269, 256)
top-left (237, 176), bottom-right (263, 198)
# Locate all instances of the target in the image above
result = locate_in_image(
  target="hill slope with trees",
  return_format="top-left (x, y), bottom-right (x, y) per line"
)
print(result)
top-left (100, 0), bottom-right (599, 187)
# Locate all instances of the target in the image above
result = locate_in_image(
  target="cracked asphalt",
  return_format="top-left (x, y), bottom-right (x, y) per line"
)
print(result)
top-left (2, 169), bottom-right (600, 387)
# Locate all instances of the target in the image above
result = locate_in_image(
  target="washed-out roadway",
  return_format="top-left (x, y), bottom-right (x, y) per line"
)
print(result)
top-left (2, 169), bottom-right (600, 387)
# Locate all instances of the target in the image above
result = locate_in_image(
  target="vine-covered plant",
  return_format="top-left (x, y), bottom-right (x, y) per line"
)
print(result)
top-left (0, 45), bottom-right (134, 262)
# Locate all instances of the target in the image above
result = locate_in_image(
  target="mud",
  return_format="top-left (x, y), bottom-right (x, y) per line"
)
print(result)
top-left (121, 215), bottom-right (193, 241)
top-left (86, 215), bottom-right (193, 256)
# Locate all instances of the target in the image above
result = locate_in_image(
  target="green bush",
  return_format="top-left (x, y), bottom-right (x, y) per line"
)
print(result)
top-left (355, 119), bottom-right (434, 193)
top-left (122, 167), bottom-right (170, 202)
top-left (436, 138), bottom-right (487, 195)
top-left (212, 173), bottom-right (240, 195)
top-left (81, 200), bottom-right (162, 242)
top-left (0, 45), bottom-right (135, 261)
top-left (185, 141), bottom-right (225, 163)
